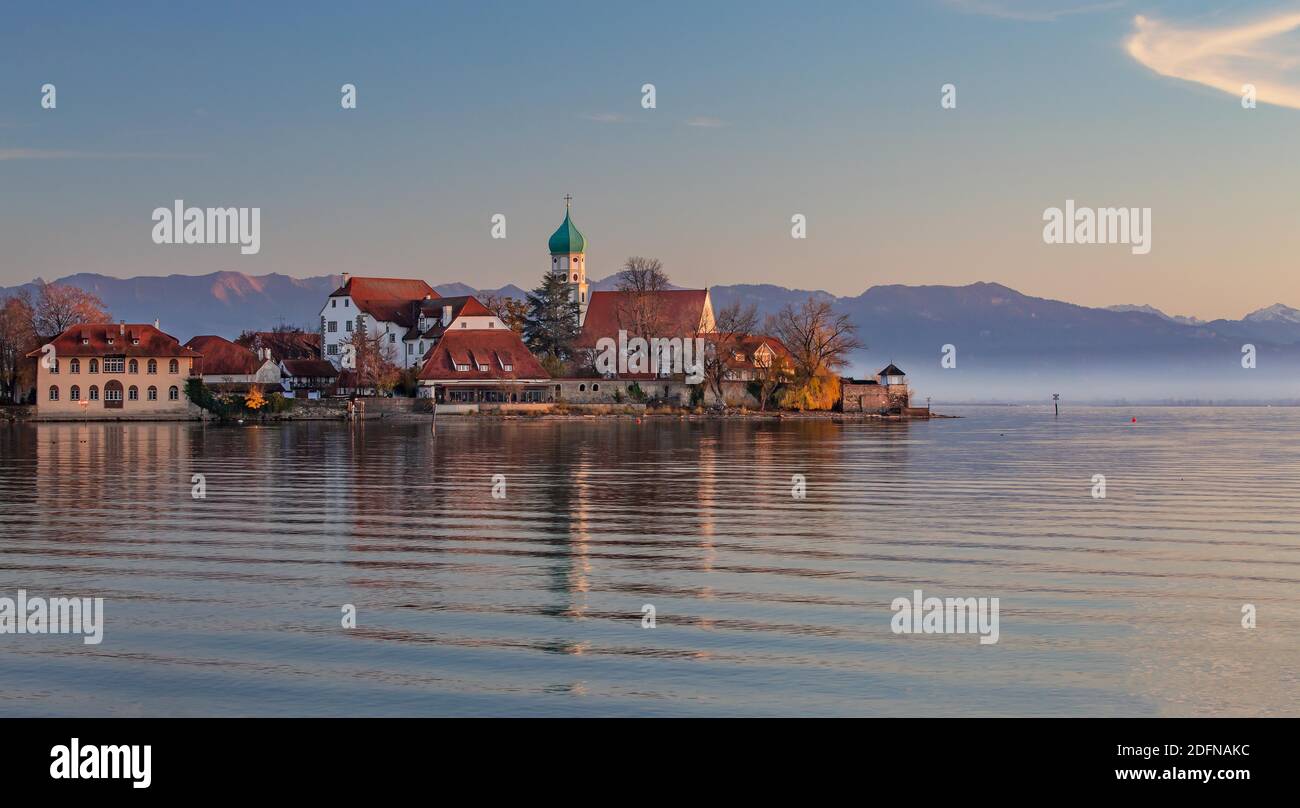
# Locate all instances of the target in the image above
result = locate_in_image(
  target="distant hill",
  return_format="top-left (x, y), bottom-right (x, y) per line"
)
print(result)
top-left (5, 271), bottom-right (1300, 402)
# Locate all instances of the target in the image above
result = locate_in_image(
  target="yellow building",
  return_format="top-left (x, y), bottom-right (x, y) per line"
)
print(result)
top-left (27, 322), bottom-right (202, 419)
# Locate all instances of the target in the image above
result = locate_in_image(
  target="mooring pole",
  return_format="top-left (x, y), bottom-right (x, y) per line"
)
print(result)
top-left (1053, 393), bottom-right (1060, 417)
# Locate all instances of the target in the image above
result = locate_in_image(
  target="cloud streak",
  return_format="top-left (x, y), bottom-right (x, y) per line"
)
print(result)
top-left (1127, 10), bottom-right (1300, 109)
top-left (0, 148), bottom-right (202, 160)
top-left (946, 0), bottom-right (1123, 22)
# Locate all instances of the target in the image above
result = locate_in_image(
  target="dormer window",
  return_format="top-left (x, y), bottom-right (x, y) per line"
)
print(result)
top-left (132, 339), bottom-right (139, 345)
top-left (477, 363), bottom-right (489, 372)
top-left (82, 338), bottom-right (89, 345)
top-left (107, 338), bottom-right (113, 345)
top-left (455, 363), bottom-right (469, 372)
top-left (502, 363), bottom-right (513, 372)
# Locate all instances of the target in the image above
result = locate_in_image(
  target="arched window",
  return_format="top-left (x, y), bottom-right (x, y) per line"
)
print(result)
top-left (578, 383), bottom-right (586, 392)
top-left (147, 359), bottom-right (157, 375)
top-left (128, 386), bottom-right (139, 401)
top-left (169, 359), bottom-right (179, 374)
top-left (147, 386), bottom-right (158, 401)
top-left (70, 386), bottom-right (80, 401)
top-left (89, 359), bottom-right (99, 374)
top-left (129, 359), bottom-right (139, 374)
top-left (70, 358), bottom-right (80, 374)
top-left (50, 358), bottom-right (59, 374)
top-left (168, 386), bottom-right (179, 401)
top-left (48, 386), bottom-right (59, 401)
top-left (89, 385), bottom-right (99, 401)
top-left (592, 383), bottom-right (599, 392)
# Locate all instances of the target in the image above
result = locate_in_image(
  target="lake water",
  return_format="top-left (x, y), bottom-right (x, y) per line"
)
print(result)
top-left (1, 406), bottom-right (1296, 716)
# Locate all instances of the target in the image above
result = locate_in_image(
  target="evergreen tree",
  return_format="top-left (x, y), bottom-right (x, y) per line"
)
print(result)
top-left (524, 271), bottom-right (581, 360)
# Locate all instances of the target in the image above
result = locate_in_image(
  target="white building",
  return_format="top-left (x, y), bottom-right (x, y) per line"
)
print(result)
top-left (320, 275), bottom-right (507, 371)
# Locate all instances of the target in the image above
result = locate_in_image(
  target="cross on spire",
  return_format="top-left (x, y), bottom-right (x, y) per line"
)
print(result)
top-left (564, 194), bottom-right (572, 210)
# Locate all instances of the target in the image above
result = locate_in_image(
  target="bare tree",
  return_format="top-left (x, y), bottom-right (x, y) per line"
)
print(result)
top-left (614, 257), bottom-right (671, 338)
top-left (615, 257), bottom-right (670, 294)
top-left (702, 302), bottom-right (758, 406)
top-left (767, 297), bottom-right (863, 382)
top-left (480, 292), bottom-right (529, 335)
top-left (21, 282), bottom-right (111, 339)
top-left (341, 330), bottom-right (401, 395)
top-left (0, 295), bottom-right (37, 403)
top-left (752, 351), bottom-right (792, 412)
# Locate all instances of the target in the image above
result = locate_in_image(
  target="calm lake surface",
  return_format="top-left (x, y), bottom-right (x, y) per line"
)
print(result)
top-left (1, 406), bottom-right (1297, 716)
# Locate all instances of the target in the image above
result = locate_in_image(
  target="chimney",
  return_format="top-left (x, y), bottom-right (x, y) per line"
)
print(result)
top-left (153, 318), bottom-right (160, 330)
top-left (119, 321), bottom-right (125, 335)
top-left (442, 305), bottom-right (452, 327)
top-left (341, 272), bottom-right (351, 287)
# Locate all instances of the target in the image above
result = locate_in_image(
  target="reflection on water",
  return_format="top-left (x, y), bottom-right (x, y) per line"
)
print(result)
top-left (0, 407), bottom-right (1297, 716)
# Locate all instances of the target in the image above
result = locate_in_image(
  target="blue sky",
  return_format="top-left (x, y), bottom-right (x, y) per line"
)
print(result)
top-left (3, 0), bottom-right (1299, 318)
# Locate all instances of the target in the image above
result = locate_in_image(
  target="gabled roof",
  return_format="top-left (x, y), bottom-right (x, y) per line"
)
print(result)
top-left (185, 335), bottom-right (265, 376)
top-left (329, 276), bottom-right (439, 326)
top-left (28, 323), bottom-right (200, 359)
top-left (252, 331), bottom-right (320, 361)
top-left (405, 295), bottom-right (498, 340)
top-left (705, 333), bottom-right (793, 371)
top-left (280, 359), bottom-right (338, 378)
top-left (417, 329), bottom-right (549, 382)
top-left (576, 289), bottom-right (712, 348)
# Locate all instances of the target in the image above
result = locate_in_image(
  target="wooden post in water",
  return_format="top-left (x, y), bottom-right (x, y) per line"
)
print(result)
top-left (1052, 393), bottom-right (1060, 417)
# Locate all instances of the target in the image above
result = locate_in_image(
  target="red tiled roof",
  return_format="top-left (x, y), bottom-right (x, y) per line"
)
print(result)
top-left (404, 295), bottom-right (497, 340)
top-left (185, 335), bottom-right (264, 376)
top-left (705, 333), bottom-right (793, 371)
top-left (330, 276), bottom-right (439, 326)
top-left (417, 329), bottom-right (549, 382)
top-left (576, 290), bottom-right (711, 348)
top-left (252, 331), bottom-right (320, 361)
top-left (280, 359), bottom-right (338, 378)
top-left (28, 323), bottom-right (200, 359)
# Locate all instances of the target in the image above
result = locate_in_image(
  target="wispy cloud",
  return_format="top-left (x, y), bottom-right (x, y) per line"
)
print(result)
top-left (580, 112), bottom-right (624, 123)
top-left (685, 116), bottom-right (725, 128)
top-left (1127, 10), bottom-right (1300, 109)
top-left (945, 0), bottom-right (1123, 22)
top-left (0, 148), bottom-right (202, 160)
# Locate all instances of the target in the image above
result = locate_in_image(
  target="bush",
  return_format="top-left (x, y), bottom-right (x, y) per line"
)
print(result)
top-left (777, 372), bottom-right (840, 411)
top-left (626, 382), bottom-right (646, 403)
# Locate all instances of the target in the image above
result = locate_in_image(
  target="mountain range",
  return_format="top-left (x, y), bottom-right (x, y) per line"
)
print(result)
top-left (4, 271), bottom-right (1299, 402)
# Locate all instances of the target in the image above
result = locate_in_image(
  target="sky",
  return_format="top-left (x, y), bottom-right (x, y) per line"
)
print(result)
top-left (3, 0), bottom-right (1300, 320)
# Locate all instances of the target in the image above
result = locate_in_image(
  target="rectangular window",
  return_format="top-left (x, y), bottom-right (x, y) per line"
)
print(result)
top-left (389, 333), bottom-right (396, 344)
top-left (328, 321), bottom-right (338, 333)
top-left (455, 363), bottom-right (469, 372)
top-left (104, 356), bottom-right (125, 373)
top-left (407, 343), bottom-right (413, 354)
top-left (327, 344), bottom-right (339, 356)
top-left (331, 299), bottom-right (336, 308)
top-left (345, 321), bottom-right (353, 332)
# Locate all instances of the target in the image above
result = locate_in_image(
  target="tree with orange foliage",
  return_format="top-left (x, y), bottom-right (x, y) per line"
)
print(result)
top-left (244, 388), bottom-right (266, 411)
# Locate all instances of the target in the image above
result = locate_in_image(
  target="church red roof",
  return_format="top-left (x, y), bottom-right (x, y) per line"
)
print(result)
top-left (576, 290), bottom-right (712, 348)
